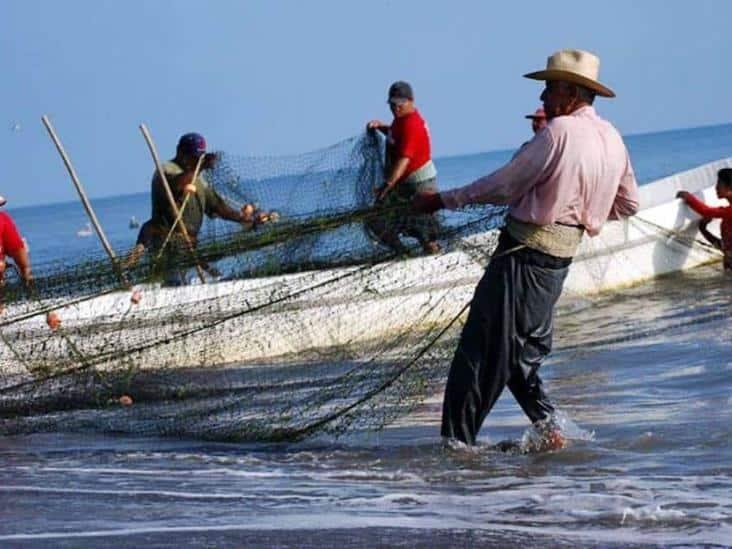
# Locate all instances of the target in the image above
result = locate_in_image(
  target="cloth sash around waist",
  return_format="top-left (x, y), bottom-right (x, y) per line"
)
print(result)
top-left (404, 160), bottom-right (437, 185)
top-left (505, 216), bottom-right (585, 258)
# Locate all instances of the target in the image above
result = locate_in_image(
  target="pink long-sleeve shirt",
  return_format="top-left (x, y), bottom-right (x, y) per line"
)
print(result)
top-left (441, 106), bottom-right (640, 236)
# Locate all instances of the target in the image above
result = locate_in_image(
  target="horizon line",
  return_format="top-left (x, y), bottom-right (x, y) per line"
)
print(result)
top-left (9, 119), bottom-right (732, 211)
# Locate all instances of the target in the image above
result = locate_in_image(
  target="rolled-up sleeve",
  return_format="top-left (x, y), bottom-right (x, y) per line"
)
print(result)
top-left (607, 152), bottom-right (640, 219)
top-left (683, 192), bottom-right (731, 219)
top-left (441, 129), bottom-right (556, 210)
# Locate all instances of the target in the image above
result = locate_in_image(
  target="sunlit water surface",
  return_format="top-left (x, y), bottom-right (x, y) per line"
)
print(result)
top-left (0, 265), bottom-right (730, 547)
top-left (2, 124), bottom-right (732, 546)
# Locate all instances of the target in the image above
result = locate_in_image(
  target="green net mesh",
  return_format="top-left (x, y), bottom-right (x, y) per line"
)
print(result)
top-left (0, 132), bottom-right (510, 441)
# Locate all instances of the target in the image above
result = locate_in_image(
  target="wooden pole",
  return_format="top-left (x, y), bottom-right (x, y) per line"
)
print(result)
top-left (41, 115), bottom-right (128, 285)
top-left (139, 123), bottom-right (206, 283)
top-left (155, 153), bottom-right (205, 262)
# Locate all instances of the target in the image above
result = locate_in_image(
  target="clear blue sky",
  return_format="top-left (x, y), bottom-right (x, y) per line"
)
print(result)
top-left (2, 0), bottom-right (731, 207)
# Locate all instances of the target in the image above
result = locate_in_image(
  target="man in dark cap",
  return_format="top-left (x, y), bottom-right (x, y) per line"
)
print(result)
top-left (513, 107), bottom-right (548, 160)
top-left (129, 133), bottom-right (263, 283)
top-left (365, 81), bottom-right (441, 255)
top-left (526, 106), bottom-right (547, 134)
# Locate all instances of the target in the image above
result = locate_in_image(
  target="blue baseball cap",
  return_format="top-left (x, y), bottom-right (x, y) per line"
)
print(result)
top-left (177, 132), bottom-right (207, 156)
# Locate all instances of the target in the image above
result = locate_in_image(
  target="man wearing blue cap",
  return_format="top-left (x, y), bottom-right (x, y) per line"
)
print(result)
top-left (366, 81), bottom-right (441, 255)
top-left (130, 133), bottom-right (259, 283)
top-left (148, 133), bottom-right (247, 239)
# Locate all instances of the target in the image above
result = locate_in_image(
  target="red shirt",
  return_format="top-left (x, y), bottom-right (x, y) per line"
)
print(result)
top-left (0, 211), bottom-right (25, 261)
top-left (388, 109), bottom-right (432, 181)
top-left (684, 193), bottom-right (732, 254)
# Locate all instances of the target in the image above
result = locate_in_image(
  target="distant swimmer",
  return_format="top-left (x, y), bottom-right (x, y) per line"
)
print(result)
top-left (126, 132), bottom-right (270, 284)
top-left (0, 196), bottom-right (33, 308)
top-left (677, 167), bottom-right (732, 270)
top-left (129, 215), bottom-right (141, 229)
top-left (366, 81), bottom-right (441, 256)
top-left (414, 49), bottom-right (639, 451)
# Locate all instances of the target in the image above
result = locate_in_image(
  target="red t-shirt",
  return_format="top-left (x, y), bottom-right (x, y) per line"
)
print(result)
top-left (388, 109), bottom-right (432, 181)
top-left (684, 193), bottom-right (732, 254)
top-left (0, 212), bottom-right (25, 261)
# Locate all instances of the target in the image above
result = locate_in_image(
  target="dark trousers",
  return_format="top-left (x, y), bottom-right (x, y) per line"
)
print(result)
top-left (441, 231), bottom-right (571, 445)
top-left (366, 178), bottom-right (441, 253)
top-left (136, 220), bottom-right (197, 286)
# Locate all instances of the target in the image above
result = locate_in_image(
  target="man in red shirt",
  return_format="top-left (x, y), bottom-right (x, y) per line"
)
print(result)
top-left (0, 196), bottom-right (32, 289)
top-left (366, 81), bottom-right (440, 255)
top-left (677, 167), bottom-right (732, 270)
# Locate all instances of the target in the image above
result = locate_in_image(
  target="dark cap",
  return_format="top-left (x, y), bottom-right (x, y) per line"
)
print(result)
top-left (525, 107), bottom-right (546, 120)
top-left (388, 81), bottom-right (414, 101)
top-left (177, 132), bottom-right (207, 156)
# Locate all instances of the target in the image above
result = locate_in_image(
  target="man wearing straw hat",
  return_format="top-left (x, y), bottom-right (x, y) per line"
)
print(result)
top-left (414, 49), bottom-right (640, 450)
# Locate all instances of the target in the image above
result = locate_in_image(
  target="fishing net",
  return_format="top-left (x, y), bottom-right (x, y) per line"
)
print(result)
top-left (0, 131), bottom-right (510, 440)
top-left (0, 130), bottom-right (725, 441)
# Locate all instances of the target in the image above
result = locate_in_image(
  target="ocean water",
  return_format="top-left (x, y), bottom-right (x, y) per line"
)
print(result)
top-left (1, 124), bottom-right (731, 547)
top-left (9, 122), bottom-right (732, 267)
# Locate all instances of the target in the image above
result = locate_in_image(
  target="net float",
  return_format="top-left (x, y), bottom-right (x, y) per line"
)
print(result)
top-left (46, 311), bottom-right (61, 331)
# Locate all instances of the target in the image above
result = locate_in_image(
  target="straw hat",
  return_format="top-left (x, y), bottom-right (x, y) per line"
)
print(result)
top-left (524, 49), bottom-right (615, 98)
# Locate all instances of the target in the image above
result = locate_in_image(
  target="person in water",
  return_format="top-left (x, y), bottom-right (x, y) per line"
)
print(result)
top-left (414, 49), bottom-right (640, 450)
top-left (366, 81), bottom-right (441, 255)
top-left (126, 132), bottom-right (268, 283)
top-left (677, 167), bottom-right (732, 270)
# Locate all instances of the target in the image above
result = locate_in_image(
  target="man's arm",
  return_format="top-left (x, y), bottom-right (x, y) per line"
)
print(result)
top-left (366, 120), bottom-right (390, 135)
top-left (206, 187), bottom-right (245, 223)
top-left (698, 218), bottom-right (722, 249)
top-left (376, 157), bottom-right (410, 201)
top-left (677, 191), bottom-right (731, 219)
top-left (169, 171), bottom-right (242, 224)
top-left (414, 132), bottom-right (555, 214)
top-left (9, 246), bottom-right (31, 282)
top-left (440, 130), bottom-right (556, 210)
top-left (2, 215), bottom-right (31, 282)
top-left (608, 153), bottom-right (640, 219)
